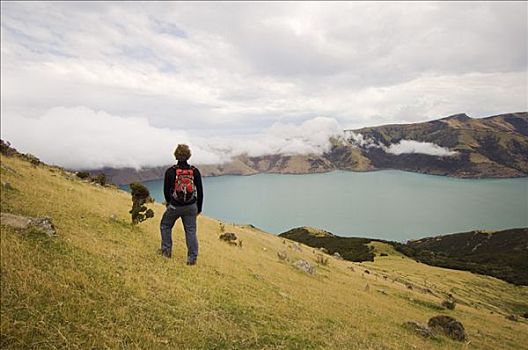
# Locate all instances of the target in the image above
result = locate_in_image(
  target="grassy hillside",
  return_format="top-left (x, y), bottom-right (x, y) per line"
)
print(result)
top-left (281, 226), bottom-right (528, 286)
top-left (279, 227), bottom-right (376, 262)
top-left (393, 229), bottom-right (528, 286)
top-left (1, 154), bottom-right (528, 349)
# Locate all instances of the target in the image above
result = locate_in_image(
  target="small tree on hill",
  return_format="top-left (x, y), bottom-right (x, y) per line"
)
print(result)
top-left (129, 182), bottom-right (154, 225)
top-left (92, 173), bottom-right (107, 186)
top-left (23, 153), bottom-right (41, 166)
top-left (0, 140), bottom-right (18, 156)
top-left (76, 171), bottom-right (91, 180)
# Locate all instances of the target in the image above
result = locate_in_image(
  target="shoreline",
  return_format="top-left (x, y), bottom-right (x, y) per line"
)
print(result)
top-left (115, 167), bottom-right (528, 186)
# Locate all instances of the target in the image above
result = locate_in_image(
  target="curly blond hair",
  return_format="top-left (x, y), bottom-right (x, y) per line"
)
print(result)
top-left (174, 144), bottom-right (192, 161)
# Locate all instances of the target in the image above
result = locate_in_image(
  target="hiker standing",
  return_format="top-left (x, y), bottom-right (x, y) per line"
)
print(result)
top-left (160, 144), bottom-right (203, 265)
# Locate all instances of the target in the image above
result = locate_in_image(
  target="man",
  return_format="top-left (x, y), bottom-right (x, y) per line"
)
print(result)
top-left (160, 144), bottom-right (203, 265)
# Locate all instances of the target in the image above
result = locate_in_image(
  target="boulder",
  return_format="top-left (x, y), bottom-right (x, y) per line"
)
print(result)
top-left (1, 212), bottom-right (31, 229)
top-left (427, 315), bottom-right (466, 341)
top-left (403, 321), bottom-right (434, 338)
top-left (294, 259), bottom-right (316, 275)
top-left (30, 217), bottom-right (56, 236)
top-left (333, 252), bottom-right (343, 260)
top-left (0, 212), bottom-right (56, 236)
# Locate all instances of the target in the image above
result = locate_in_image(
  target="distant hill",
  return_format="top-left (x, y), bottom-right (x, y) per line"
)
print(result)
top-left (392, 228), bottom-right (528, 286)
top-left (281, 226), bottom-right (528, 286)
top-left (349, 112), bottom-right (528, 178)
top-left (279, 227), bottom-right (377, 262)
top-left (87, 112), bottom-right (528, 184)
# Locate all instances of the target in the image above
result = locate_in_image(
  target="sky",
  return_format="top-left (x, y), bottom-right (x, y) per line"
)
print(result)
top-left (1, 1), bottom-right (527, 169)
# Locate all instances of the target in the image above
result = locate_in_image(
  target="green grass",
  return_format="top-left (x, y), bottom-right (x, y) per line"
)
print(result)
top-left (1, 155), bottom-right (528, 349)
top-left (392, 229), bottom-right (528, 285)
top-left (279, 227), bottom-right (376, 262)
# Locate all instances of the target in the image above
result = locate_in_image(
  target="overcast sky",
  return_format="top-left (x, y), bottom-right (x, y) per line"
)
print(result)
top-left (1, 2), bottom-right (527, 169)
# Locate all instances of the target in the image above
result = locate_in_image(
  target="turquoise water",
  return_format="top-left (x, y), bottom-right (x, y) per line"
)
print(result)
top-left (123, 170), bottom-right (528, 241)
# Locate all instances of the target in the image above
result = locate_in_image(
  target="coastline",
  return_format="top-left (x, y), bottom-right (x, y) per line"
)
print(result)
top-left (113, 166), bottom-right (528, 186)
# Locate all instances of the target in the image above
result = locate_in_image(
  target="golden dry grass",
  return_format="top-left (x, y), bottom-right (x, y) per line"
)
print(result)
top-left (1, 155), bottom-right (527, 349)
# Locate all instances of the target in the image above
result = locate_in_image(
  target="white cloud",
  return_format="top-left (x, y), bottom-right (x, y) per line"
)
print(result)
top-left (1, 2), bottom-right (526, 160)
top-left (385, 140), bottom-right (457, 157)
top-left (347, 132), bottom-right (457, 157)
top-left (0, 107), bottom-right (342, 169)
top-left (346, 131), bottom-right (377, 148)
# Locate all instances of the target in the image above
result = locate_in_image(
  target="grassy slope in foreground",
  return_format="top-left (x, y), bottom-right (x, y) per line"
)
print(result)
top-left (1, 155), bottom-right (528, 349)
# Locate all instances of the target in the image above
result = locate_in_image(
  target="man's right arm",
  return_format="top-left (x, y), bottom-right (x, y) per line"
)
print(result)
top-left (163, 168), bottom-right (173, 205)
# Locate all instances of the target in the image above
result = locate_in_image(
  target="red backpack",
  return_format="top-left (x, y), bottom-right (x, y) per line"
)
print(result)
top-left (172, 166), bottom-right (197, 204)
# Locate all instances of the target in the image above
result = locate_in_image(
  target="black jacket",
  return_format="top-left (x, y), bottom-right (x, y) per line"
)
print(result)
top-left (163, 161), bottom-right (203, 213)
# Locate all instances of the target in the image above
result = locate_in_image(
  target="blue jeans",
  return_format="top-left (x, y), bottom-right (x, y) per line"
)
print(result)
top-left (160, 203), bottom-right (198, 263)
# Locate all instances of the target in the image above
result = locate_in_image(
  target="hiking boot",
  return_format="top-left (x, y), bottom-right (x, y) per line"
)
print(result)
top-left (159, 249), bottom-right (172, 258)
top-left (186, 260), bottom-right (196, 266)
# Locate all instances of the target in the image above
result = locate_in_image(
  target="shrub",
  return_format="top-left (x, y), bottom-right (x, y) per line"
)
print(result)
top-left (219, 232), bottom-right (237, 242)
top-left (76, 171), bottom-right (91, 180)
top-left (277, 251), bottom-right (288, 261)
top-left (22, 153), bottom-right (41, 166)
top-left (441, 299), bottom-right (456, 310)
top-left (129, 182), bottom-right (154, 224)
top-left (0, 140), bottom-right (18, 156)
top-left (315, 254), bottom-right (329, 266)
top-left (92, 173), bottom-right (107, 186)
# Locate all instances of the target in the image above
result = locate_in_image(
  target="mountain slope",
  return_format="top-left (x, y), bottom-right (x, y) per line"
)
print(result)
top-left (279, 227), bottom-right (376, 262)
top-left (280, 226), bottom-right (528, 286)
top-left (1, 154), bottom-right (528, 349)
top-left (87, 112), bottom-right (527, 185)
top-left (351, 112), bottom-right (528, 178)
top-left (393, 228), bottom-right (528, 285)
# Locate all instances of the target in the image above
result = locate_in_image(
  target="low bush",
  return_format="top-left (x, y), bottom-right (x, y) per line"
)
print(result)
top-left (92, 173), bottom-right (107, 186)
top-left (315, 254), bottom-right (329, 266)
top-left (76, 171), bottom-right (91, 180)
top-left (129, 182), bottom-right (154, 225)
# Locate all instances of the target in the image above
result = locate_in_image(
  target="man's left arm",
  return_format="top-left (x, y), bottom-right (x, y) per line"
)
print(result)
top-left (194, 168), bottom-right (203, 214)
